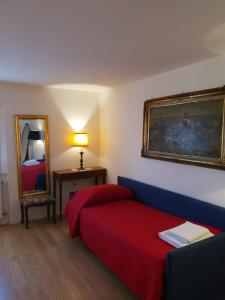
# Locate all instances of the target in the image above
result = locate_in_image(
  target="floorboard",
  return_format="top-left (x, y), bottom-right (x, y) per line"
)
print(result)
top-left (0, 220), bottom-right (136, 300)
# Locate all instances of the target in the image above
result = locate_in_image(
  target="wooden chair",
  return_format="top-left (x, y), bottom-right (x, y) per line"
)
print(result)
top-left (20, 194), bottom-right (56, 229)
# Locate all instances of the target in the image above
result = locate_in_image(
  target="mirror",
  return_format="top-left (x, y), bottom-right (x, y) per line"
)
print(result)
top-left (15, 115), bottom-right (50, 198)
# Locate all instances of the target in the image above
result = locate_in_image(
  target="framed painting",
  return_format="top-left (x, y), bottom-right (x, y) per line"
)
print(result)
top-left (142, 86), bottom-right (225, 169)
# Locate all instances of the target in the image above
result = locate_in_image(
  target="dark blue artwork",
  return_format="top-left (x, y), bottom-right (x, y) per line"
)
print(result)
top-left (149, 99), bottom-right (223, 158)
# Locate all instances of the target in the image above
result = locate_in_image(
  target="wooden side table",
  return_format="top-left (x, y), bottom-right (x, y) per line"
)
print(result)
top-left (52, 167), bottom-right (107, 221)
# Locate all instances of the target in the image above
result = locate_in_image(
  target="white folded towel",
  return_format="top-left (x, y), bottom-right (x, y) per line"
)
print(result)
top-left (165, 221), bottom-right (210, 244)
top-left (23, 159), bottom-right (40, 166)
top-left (159, 221), bottom-right (214, 248)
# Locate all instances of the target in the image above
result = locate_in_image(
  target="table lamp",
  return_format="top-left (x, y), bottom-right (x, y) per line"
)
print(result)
top-left (73, 132), bottom-right (89, 170)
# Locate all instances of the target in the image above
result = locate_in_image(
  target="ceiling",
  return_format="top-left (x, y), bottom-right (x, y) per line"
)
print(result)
top-left (0, 0), bottom-right (225, 88)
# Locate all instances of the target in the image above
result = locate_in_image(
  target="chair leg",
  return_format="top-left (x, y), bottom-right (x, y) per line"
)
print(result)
top-left (25, 206), bottom-right (29, 229)
top-left (21, 204), bottom-right (24, 223)
top-left (52, 202), bottom-right (56, 224)
top-left (47, 203), bottom-right (50, 219)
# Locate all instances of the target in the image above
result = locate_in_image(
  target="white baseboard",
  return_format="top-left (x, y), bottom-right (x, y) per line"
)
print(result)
top-left (0, 213), bottom-right (9, 225)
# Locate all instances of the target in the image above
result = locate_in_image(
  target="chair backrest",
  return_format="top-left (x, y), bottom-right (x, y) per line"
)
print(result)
top-left (118, 176), bottom-right (225, 231)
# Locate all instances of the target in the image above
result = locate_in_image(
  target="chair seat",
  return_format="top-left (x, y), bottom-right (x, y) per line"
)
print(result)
top-left (21, 194), bottom-right (55, 206)
top-left (20, 194), bottom-right (56, 229)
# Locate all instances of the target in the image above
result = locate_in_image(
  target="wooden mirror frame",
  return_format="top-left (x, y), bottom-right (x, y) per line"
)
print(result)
top-left (15, 115), bottom-right (50, 198)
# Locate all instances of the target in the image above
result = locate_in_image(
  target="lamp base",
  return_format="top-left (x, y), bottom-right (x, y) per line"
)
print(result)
top-left (78, 167), bottom-right (85, 171)
top-left (79, 151), bottom-right (84, 170)
top-left (72, 167), bottom-right (91, 172)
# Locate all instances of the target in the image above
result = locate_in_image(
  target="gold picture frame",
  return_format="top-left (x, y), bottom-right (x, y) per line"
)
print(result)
top-left (142, 86), bottom-right (225, 170)
top-left (15, 115), bottom-right (51, 198)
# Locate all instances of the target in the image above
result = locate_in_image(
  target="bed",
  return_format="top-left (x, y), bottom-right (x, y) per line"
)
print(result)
top-left (65, 177), bottom-right (225, 300)
top-left (21, 161), bottom-right (46, 191)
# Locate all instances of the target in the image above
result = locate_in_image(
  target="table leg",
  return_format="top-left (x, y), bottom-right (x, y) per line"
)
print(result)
top-left (53, 176), bottom-right (56, 198)
top-left (59, 181), bottom-right (62, 221)
top-left (21, 204), bottom-right (24, 223)
top-left (53, 202), bottom-right (56, 224)
top-left (94, 176), bottom-right (98, 185)
top-left (103, 175), bottom-right (106, 184)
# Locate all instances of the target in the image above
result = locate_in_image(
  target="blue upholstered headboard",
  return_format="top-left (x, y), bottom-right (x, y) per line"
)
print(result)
top-left (118, 176), bottom-right (225, 231)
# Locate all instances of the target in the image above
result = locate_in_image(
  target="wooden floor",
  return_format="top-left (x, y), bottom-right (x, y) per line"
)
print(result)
top-left (0, 220), bottom-right (136, 300)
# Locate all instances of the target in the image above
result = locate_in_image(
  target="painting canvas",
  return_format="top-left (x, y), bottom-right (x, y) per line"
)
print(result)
top-left (142, 86), bottom-right (225, 169)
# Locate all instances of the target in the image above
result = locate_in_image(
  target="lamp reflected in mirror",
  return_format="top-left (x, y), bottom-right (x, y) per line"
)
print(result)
top-left (73, 132), bottom-right (89, 170)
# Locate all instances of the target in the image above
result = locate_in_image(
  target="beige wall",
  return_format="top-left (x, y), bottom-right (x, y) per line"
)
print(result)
top-left (99, 55), bottom-right (225, 208)
top-left (0, 83), bottom-right (100, 223)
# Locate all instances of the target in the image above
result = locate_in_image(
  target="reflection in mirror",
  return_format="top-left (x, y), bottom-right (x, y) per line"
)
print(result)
top-left (15, 115), bottom-right (50, 198)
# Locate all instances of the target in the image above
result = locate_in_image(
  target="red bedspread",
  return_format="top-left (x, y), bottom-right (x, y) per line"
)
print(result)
top-left (65, 185), bottom-right (221, 300)
top-left (64, 184), bottom-right (133, 238)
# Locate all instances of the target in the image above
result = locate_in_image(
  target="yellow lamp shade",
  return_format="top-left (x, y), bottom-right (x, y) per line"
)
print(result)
top-left (73, 133), bottom-right (89, 147)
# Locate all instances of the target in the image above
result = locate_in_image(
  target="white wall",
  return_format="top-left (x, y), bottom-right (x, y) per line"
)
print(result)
top-left (100, 55), bottom-right (225, 208)
top-left (2, 55), bottom-right (225, 224)
top-left (0, 82), bottom-right (100, 223)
